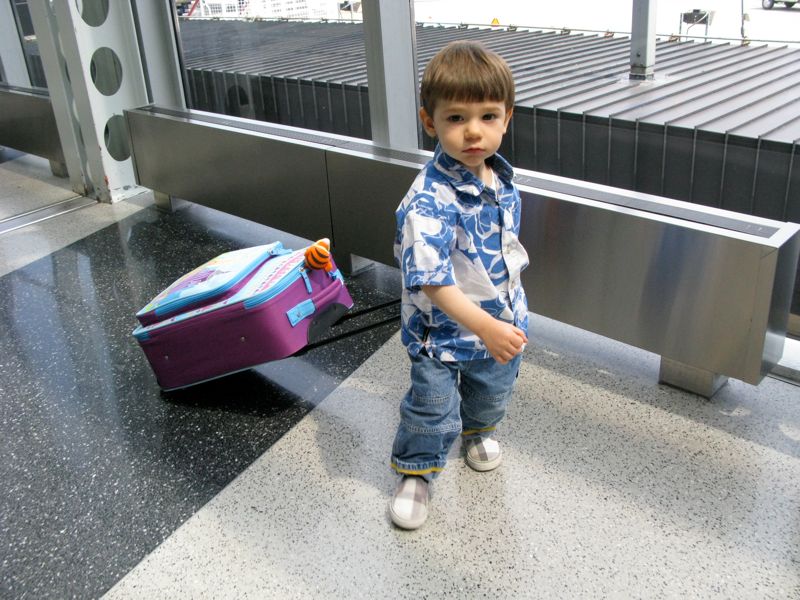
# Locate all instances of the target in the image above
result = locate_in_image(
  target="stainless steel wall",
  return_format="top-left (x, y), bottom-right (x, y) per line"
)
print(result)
top-left (125, 106), bottom-right (800, 386)
top-left (0, 84), bottom-right (63, 163)
top-left (126, 106), bottom-right (337, 242)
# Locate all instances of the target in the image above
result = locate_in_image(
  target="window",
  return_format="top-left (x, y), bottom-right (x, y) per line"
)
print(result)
top-left (9, 0), bottom-right (47, 87)
top-left (173, 2), bottom-right (370, 139)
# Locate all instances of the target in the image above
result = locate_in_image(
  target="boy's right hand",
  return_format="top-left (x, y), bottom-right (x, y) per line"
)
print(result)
top-left (479, 319), bottom-right (527, 365)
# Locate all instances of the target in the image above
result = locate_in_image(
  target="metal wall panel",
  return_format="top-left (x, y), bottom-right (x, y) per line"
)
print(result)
top-left (558, 112), bottom-right (583, 180)
top-left (520, 185), bottom-right (794, 383)
top-left (344, 85), bottom-right (369, 140)
top-left (326, 146), bottom-right (420, 266)
top-left (0, 85), bottom-right (63, 163)
top-left (259, 75), bottom-right (279, 123)
top-left (690, 130), bottom-right (725, 208)
top-left (583, 116), bottom-right (610, 186)
top-left (125, 107), bottom-right (333, 241)
top-left (788, 145), bottom-right (800, 224)
top-left (511, 106), bottom-right (535, 171)
top-left (634, 122), bottom-right (665, 197)
top-left (662, 126), bottom-right (694, 203)
top-left (720, 135), bottom-right (758, 215)
top-left (609, 118), bottom-right (636, 191)
top-left (754, 139), bottom-right (794, 221)
top-left (533, 108), bottom-right (559, 175)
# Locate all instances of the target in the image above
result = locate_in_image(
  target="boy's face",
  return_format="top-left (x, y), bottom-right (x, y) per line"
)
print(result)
top-left (420, 99), bottom-right (512, 179)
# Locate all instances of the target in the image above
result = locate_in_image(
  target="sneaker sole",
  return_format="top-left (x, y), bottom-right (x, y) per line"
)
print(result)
top-left (465, 451), bottom-right (502, 472)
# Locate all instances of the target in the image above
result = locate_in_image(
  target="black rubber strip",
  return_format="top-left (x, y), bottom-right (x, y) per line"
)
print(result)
top-left (297, 314), bottom-right (400, 355)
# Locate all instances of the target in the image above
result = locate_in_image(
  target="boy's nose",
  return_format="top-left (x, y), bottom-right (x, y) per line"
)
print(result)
top-left (464, 119), bottom-right (481, 138)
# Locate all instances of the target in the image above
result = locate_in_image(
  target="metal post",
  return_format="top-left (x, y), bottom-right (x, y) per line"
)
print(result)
top-left (659, 357), bottom-right (728, 399)
top-left (630, 0), bottom-right (657, 81)
top-left (129, 0), bottom-right (187, 212)
top-left (0, 1), bottom-right (32, 87)
top-left (340, 0), bottom-right (419, 272)
top-left (27, 1), bottom-right (90, 195)
top-left (130, 0), bottom-right (187, 108)
top-left (361, 0), bottom-right (418, 151)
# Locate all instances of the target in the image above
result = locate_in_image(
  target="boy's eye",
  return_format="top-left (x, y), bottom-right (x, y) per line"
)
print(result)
top-left (446, 115), bottom-right (463, 122)
top-left (483, 113), bottom-right (499, 121)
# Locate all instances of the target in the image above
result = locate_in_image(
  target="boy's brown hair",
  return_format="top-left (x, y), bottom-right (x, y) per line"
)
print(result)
top-left (420, 41), bottom-right (515, 116)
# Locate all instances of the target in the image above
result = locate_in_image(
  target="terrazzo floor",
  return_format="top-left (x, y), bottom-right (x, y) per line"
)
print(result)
top-left (104, 320), bottom-right (800, 599)
top-left (2, 151), bottom-right (800, 599)
top-left (0, 153), bottom-right (401, 599)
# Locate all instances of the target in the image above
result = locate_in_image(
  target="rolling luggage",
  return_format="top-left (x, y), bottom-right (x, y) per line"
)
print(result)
top-left (133, 240), bottom-right (353, 390)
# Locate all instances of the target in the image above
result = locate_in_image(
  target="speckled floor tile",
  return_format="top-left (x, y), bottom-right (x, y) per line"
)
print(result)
top-left (104, 318), bottom-right (800, 600)
top-left (0, 153), bottom-right (75, 219)
top-left (0, 191), bottom-right (153, 278)
top-left (0, 190), bottom-right (400, 599)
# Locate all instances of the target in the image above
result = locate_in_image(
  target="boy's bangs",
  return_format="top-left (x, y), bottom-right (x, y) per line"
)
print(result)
top-left (439, 76), bottom-right (507, 106)
top-left (421, 41), bottom-right (515, 113)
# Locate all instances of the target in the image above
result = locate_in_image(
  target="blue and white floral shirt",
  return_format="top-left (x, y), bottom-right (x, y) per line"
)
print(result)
top-left (394, 145), bottom-right (529, 362)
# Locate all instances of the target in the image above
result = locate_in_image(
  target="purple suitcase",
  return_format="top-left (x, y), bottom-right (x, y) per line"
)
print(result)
top-left (133, 242), bottom-right (353, 390)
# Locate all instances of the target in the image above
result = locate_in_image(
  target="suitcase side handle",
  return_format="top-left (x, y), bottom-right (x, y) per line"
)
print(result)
top-left (287, 298), bottom-right (316, 326)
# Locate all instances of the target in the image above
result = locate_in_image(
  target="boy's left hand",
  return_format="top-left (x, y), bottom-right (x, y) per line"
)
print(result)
top-left (479, 319), bottom-right (527, 365)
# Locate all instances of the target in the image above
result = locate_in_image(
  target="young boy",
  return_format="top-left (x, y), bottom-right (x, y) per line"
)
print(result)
top-left (389, 41), bottom-right (529, 529)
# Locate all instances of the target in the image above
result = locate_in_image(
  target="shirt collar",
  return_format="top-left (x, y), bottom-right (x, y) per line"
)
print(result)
top-left (432, 144), bottom-right (515, 197)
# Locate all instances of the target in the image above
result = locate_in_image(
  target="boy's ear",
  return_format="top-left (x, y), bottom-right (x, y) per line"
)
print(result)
top-left (502, 108), bottom-right (513, 133)
top-left (419, 107), bottom-right (437, 138)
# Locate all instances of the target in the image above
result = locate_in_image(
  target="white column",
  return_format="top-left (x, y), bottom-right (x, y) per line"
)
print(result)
top-left (361, 0), bottom-right (419, 150)
top-left (0, 1), bottom-right (31, 87)
top-left (630, 0), bottom-right (657, 80)
top-left (31, 0), bottom-right (151, 203)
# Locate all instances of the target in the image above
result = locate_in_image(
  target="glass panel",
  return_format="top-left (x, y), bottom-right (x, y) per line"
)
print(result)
top-left (75, 0), bottom-right (110, 27)
top-left (171, 1), bottom-right (369, 139)
top-left (11, 0), bottom-right (47, 88)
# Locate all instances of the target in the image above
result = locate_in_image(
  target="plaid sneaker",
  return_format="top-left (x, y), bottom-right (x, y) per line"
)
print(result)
top-left (389, 475), bottom-right (429, 529)
top-left (464, 436), bottom-right (502, 471)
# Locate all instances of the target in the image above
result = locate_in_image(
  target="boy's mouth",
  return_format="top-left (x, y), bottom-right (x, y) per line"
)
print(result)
top-left (463, 147), bottom-right (484, 154)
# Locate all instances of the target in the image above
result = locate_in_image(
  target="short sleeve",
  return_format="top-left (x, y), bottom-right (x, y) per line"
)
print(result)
top-left (397, 195), bottom-right (456, 291)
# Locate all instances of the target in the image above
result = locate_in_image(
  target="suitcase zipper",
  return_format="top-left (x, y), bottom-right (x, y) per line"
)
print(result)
top-left (145, 244), bottom-right (290, 319)
top-left (133, 253), bottom-right (318, 340)
top-left (154, 259), bottom-right (266, 316)
top-left (242, 263), bottom-right (307, 309)
top-left (134, 254), bottom-right (306, 340)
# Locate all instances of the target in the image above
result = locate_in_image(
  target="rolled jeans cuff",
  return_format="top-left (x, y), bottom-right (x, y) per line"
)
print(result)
top-left (391, 459), bottom-right (446, 481)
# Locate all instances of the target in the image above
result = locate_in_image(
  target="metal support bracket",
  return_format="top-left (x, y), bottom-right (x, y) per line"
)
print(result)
top-left (659, 357), bottom-right (728, 398)
top-left (153, 191), bottom-right (175, 212)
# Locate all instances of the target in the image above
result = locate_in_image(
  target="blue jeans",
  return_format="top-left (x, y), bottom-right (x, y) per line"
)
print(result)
top-left (391, 351), bottom-right (522, 480)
